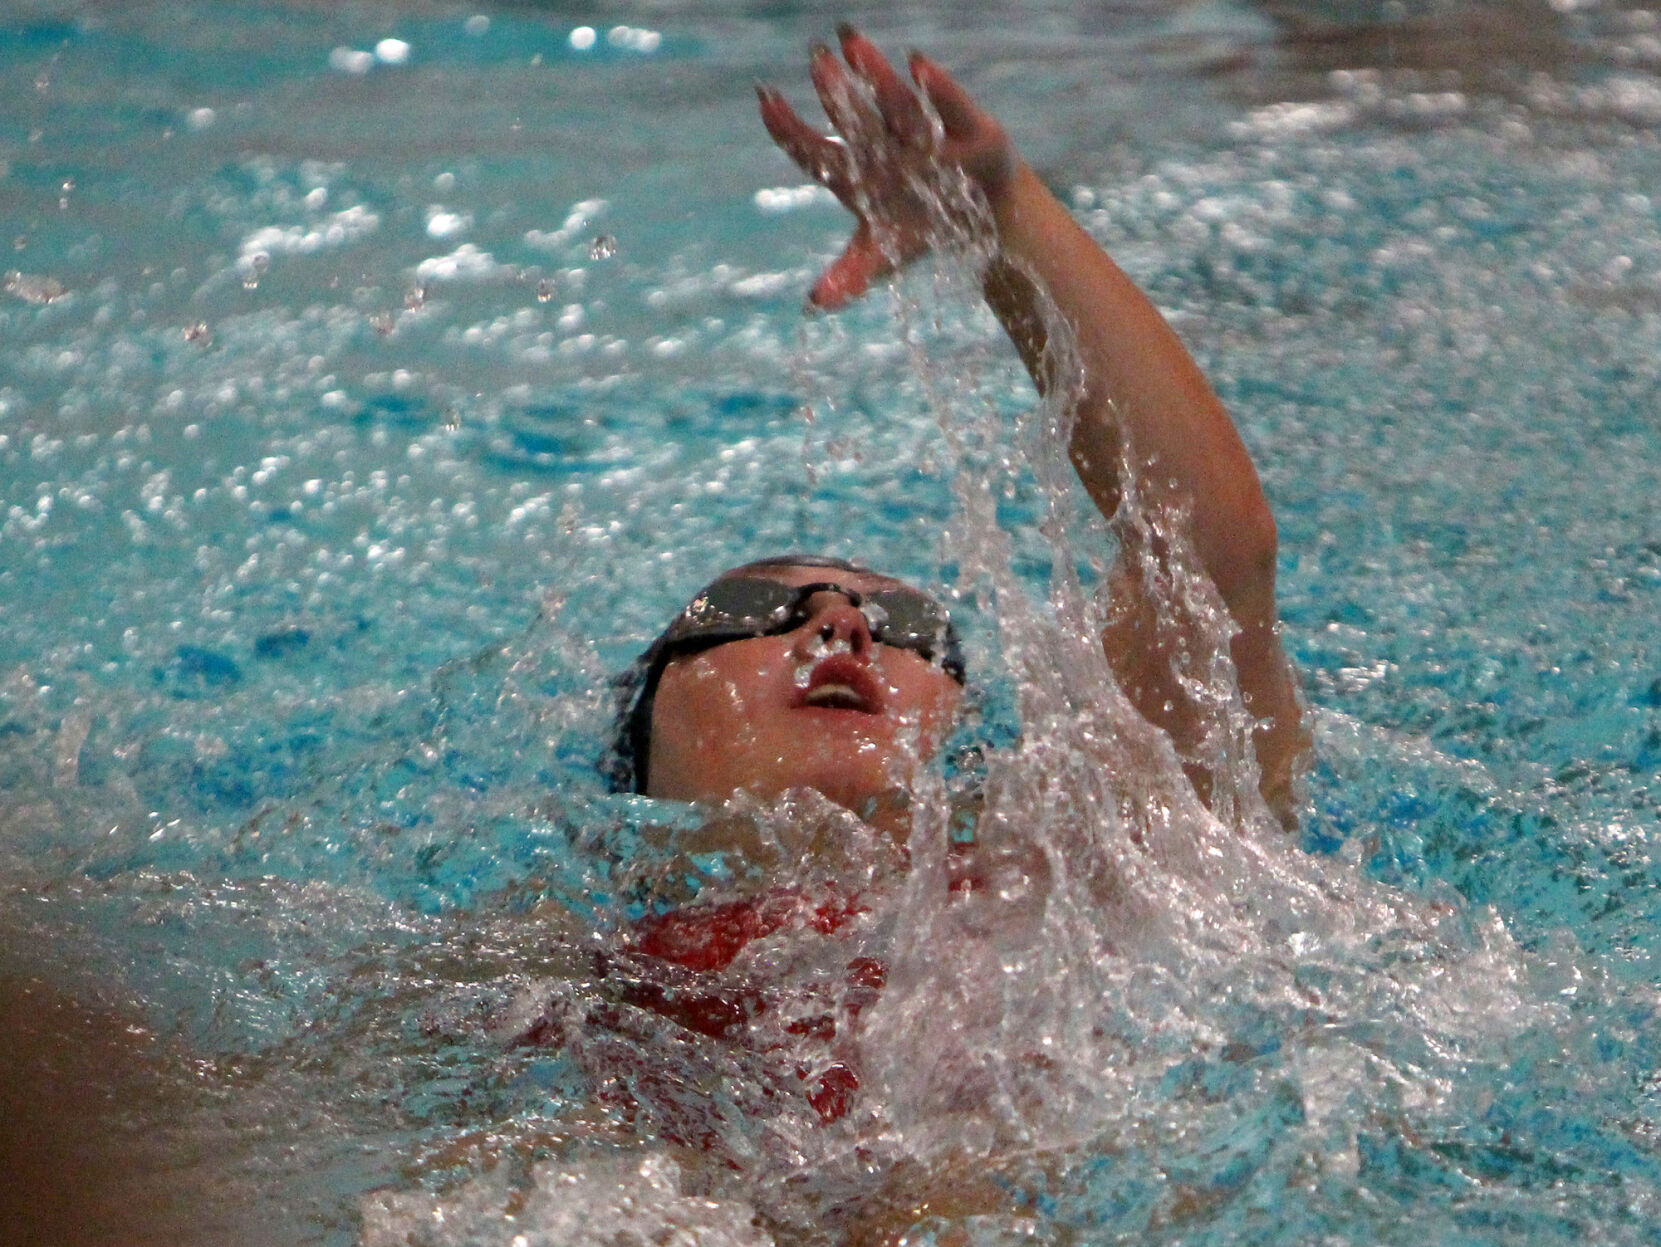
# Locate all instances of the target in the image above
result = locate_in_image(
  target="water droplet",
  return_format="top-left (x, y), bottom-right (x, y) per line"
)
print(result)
top-left (184, 322), bottom-right (212, 346)
top-left (589, 234), bottom-right (617, 260)
top-left (241, 251), bottom-right (269, 289)
top-left (536, 278), bottom-right (557, 303)
top-left (370, 311), bottom-right (396, 336)
top-left (404, 284), bottom-right (427, 310)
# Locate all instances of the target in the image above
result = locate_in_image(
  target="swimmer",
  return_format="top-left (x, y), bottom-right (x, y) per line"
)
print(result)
top-left (611, 27), bottom-right (1308, 830)
top-left (513, 33), bottom-right (1314, 1241)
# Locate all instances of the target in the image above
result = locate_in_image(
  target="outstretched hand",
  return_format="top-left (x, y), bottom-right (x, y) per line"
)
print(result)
top-left (757, 26), bottom-right (1017, 309)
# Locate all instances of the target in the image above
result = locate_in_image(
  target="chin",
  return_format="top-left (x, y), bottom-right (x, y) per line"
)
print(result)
top-left (763, 745), bottom-right (918, 819)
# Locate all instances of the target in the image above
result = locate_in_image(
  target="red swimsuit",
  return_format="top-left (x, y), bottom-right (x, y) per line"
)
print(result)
top-left (515, 886), bottom-right (885, 1147)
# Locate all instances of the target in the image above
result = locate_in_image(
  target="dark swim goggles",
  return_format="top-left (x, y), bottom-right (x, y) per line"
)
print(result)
top-left (657, 577), bottom-right (966, 682)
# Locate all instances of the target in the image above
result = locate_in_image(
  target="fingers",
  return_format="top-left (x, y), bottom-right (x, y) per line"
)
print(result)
top-left (838, 25), bottom-right (932, 149)
top-left (812, 28), bottom-right (938, 153)
top-left (907, 53), bottom-right (983, 143)
top-left (756, 84), bottom-right (854, 199)
top-left (810, 42), bottom-right (884, 148)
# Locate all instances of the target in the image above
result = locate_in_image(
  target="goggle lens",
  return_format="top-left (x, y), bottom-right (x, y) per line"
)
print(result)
top-left (661, 577), bottom-right (963, 680)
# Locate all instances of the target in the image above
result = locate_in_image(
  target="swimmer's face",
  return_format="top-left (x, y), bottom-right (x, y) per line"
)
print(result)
top-left (645, 564), bottom-right (964, 819)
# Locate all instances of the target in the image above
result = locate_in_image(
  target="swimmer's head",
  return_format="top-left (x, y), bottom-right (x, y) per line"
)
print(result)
top-left (606, 555), bottom-right (965, 815)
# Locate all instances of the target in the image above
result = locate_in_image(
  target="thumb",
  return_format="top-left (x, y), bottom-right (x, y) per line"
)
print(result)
top-left (809, 228), bottom-right (893, 310)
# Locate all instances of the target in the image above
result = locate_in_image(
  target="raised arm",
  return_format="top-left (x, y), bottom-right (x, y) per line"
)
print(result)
top-left (758, 29), bottom-right (1307, 823)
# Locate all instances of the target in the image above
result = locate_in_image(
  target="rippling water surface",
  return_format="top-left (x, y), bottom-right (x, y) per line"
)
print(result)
top-left (4, 1), bottom-right (1661, 1243)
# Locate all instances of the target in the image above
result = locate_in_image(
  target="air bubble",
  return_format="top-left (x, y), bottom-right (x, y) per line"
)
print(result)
top-left (426, 209), bottom-right (471, 240)
top-left (4, 271), bottom-right (66, 304)
top-left (589, 235), bottom-right (617, 260)
top-left (328, 47), bottom-right (375, 75)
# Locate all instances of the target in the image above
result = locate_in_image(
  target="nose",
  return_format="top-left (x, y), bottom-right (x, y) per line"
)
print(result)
top-left (793, 591), bottom-right (873, 658)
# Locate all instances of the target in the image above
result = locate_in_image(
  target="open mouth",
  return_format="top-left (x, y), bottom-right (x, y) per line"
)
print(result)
top-left (796, 653), bottom-right (884, 715)
top-left (804, 683), bottom-right (871, 711)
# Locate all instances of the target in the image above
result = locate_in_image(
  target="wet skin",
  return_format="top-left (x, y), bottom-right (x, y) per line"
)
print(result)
top-left (645, 564), bottom-right (964, 819)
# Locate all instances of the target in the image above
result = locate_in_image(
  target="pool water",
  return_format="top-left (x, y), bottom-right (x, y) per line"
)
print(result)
top-left (4, 1), bottom-right (1661, 1243)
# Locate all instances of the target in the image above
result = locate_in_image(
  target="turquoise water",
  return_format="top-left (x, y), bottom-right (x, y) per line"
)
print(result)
top-left (4, 1), bottom-right (1661, 1243)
